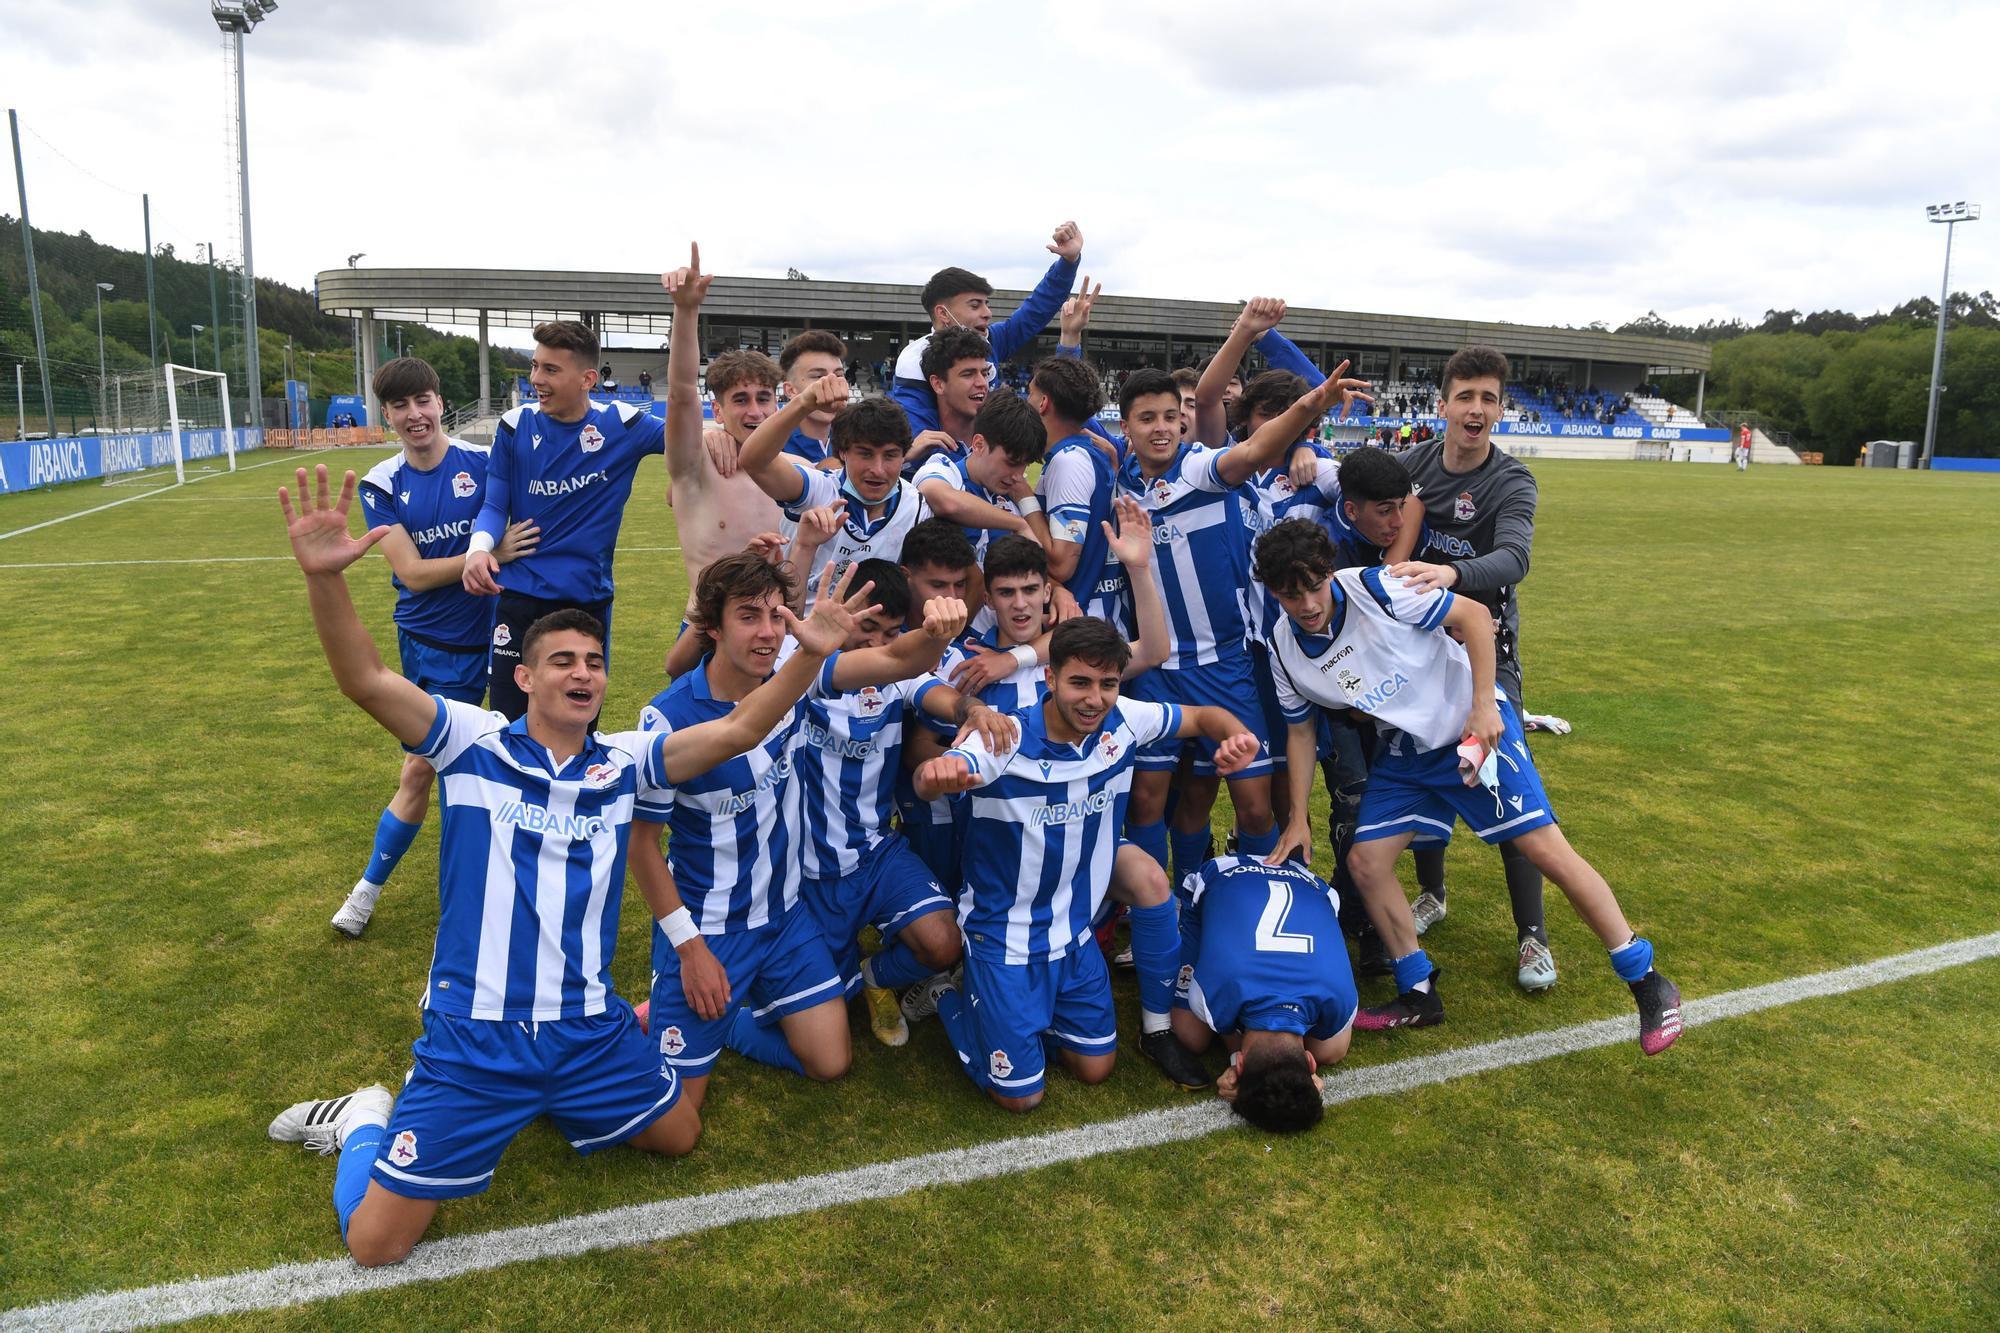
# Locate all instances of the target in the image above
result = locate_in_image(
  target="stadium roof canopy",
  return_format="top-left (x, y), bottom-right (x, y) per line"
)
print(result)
top-left (315, 266), bottom-right (1710, 392)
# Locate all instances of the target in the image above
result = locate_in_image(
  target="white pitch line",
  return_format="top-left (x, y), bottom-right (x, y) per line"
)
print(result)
top-left (7, 929), bottom-right (1997, 1333)
top-left (0, 453), bottom-right (314, 542)
top-left (0, 545), bottom-right (681, 571)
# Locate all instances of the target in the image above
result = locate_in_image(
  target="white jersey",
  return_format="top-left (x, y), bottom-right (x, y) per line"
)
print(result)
top-left (780, 465), bottom-right (931, 610)
top-left (1266, 565), bottom-right (1480, 754)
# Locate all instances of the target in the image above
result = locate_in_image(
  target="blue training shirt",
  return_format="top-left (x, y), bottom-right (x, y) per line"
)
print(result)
top-left (472, 399), bottom-right (666, 603)
top-left (409, 697), bottom-right (674, 1021)
top-left (888, 255), bottom-right (1079, 433)
top-left (358, 439), bottom-right (496, 649)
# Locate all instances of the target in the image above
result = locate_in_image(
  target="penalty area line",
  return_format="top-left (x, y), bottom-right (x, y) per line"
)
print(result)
top-left (0, 453), bottom-right (312, 543)
top-left (9, 930), bottom-right (1999, 1333)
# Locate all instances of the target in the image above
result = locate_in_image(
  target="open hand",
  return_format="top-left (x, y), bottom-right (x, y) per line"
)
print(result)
top-left (278, 465), bottom-right (388, 578)
top-left (954, 704), bottom-right (1020, 756)
top-left (1303, 359), bottom-right (1374, 422)
top-left (497, 518), bottom-right (540, 564)
top-left (1101, 493), bottom-right (1155, 571)
top-left (676, 935), bottom-right (733, 1021)
top-left (702, 426), bottom-right (739, 478)
top-left (788, 562), bottom-right (880, 656)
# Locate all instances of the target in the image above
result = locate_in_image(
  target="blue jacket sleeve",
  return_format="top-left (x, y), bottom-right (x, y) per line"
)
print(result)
top-left (888, 377), bottom-right (941, 434)
top-left (473, 427), bottom-right (515, 544)
top-left (1256, 329), bottom-right (1325, 389)
top-left (987, 255), bottom-right (1080, 363)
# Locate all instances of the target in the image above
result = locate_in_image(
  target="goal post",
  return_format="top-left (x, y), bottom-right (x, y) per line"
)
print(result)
top-left (163, 363), bottom-right (234, 485)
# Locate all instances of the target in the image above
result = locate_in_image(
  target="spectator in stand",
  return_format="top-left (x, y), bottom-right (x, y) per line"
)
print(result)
top-left (638, 369), bottom-right (653, 396)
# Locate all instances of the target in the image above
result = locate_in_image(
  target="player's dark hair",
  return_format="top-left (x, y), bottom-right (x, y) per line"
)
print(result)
top-left (779, 329), bottom-right (848, 376)
top-left (1119, 367), bottom-right (1181, 419)
top-left (1171, 367), bottom-right (1200, 397)
top-left (1230, 369), bottom-right (1311, 440)
top-left (829, 396), bottom-right (912, 456)
top-left (1048, 616), bottom-right (1130, 674)
top-left (920, 266), bottom-right (993, 317)
top-left (1198, 353), bottom-right (1244, 387)
top-left (373, 356), bottom-right (441, 404)
top-left (971, 388), bottom-right (1047, 466)
top-left (690, 550), bottom-right (792, 641)
top-left (1031, 356), bottom-right (1103, 424)
top-left (705, 350), bottom-right (783, 399)
top-left (899, 517), bottom-right (977, 574)
top-left (522, 608), bottom-right (605, 663)
top-left (1441, 344), bottom-right (1511, 395)
top-left (983, 534), bottom-right (1048, 585)
top-left (851, 558), bottom-right (910, 624)
top-left (921, 327), bottom-right (993, 384)
top-left (533, 320), bottom-right (600, 371)
top-left (1231, 1045), bottom-right (1324, 1134)
top-left (1252, 519), bottom-right (1338, 597)
top-left (1337, 447), bottom-right (1414, 505)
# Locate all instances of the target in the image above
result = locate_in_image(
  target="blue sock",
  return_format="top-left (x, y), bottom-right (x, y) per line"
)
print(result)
top-left (864, 940), bottom-right (933, 990)
top-left (333, 1123), bottom-right (387, 1242)
top-left (1170, 825), bottom-right (1212, 886)
top-left (1127, 898), bottom-right (1180, 1024)
top-left (1236, 823), bottom-right (1280, 860)
top-left (1129, 819), bottom-right (1169, 875)
top-left (1609, 935), bottom-right (1655, 983)
top-left (724, 1007), bottom-right (804, 1075)
top-left (1391, 948), bottom-right (1434, 994)
top-left (936, 987), bottom-right (990, 1090)
top-left (360, 810), bottom-right (423, 888)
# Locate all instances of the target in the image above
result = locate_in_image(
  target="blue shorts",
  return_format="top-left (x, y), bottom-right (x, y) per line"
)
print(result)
top-left (397, 628), bottom-right (487, 704)
top-left (1352, 698), bottom-right (1556, 847)
top-left (1249, 641), bottom-right (1334, 768)
top-left (648, 905), bottom-right (845, 1077)
top-left (372, 1002), bottom-right (677, 1201)
top-left (957, 946), bottom-right (1118, 1098)
top-left (800, 836), bottom-right (954, 991)
top-left (1129, 655), bottom-right (1274, 777)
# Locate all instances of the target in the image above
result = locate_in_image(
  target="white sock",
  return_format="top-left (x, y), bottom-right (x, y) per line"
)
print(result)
top-left (1141, 1008), bottom-right (1170, 1035)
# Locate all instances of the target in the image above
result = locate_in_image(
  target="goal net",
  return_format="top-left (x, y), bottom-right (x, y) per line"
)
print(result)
top-left (163, 364), bottom-right (234, 485)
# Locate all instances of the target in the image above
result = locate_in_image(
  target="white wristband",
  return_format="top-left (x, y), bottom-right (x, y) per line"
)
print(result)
top-left (1015, 495), bottom-right (1041, 516)
top-left (661, 906), bottom-right (698, 948)
top-left (467, 531), bottom-right (497, 557)
top-left (1009, 645), bottom-right (1039, 670)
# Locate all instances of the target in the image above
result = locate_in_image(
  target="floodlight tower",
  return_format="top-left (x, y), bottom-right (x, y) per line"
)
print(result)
top-left (213, 0), bottom-right (276, 429)
top-left (1921, 201), bottom-right (1980, 470)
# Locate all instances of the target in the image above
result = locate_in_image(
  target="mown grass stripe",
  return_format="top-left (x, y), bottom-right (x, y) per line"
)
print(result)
top-left (9, 929), bottom-right (1996, 1333)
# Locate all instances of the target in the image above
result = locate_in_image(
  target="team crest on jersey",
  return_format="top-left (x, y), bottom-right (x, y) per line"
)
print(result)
top-left (857, 686), bottom-right (886, 715)
top-left (451, 470), bottom-right (476, 499)
top-left (1453, 491), bottom-right (1476, 522)
top-left (388, 1130), bottom-right (419, 1167)
top-left (583, 762), bottom-right (619, 789)
top-left (1177, 963), bottom-right (1195, 990)
top-left (493, 623), bottom-right (513, 647)
top-left (1148, 478), bottom-right (1174, 506)
top-left (989, 1049), bottom-right (1014, 1079)
top-left (660, 1026), bottom-right (687, 1056)
top-left (579, 424), bottom-right (605, 454)
top-left (1099, 735), bottom-right (1121, 761)
top-left (1336, 668), bottom-right (1363, 699)
top-left (1271, 474), bottom-right (1296, 497)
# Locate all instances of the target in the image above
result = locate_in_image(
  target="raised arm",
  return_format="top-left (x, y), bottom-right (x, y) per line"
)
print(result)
top-left (987, 223), bottom-right (1084, 361)
top-left (661, 242), bottom-right (712, 486)
top-left (1214, 361), bottom-right (1373, 489)
top-left (1196, 298), bottom-right (1286, 448)
top-left (279, 466), bottom-right (439, 747)
top-left (1103, 494), bottom-right (1168, 678)
top-left (1055, 276), bottom-right (1100, 353)
top-left (830, 595), bottom-right (968, 690)
top-left (740, 373), bottom-right (846, 506)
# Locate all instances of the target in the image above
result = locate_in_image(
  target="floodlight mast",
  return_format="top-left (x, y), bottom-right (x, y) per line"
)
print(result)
top-left (1920, 201), bottom-right (1980, 470)
top-left (213, 0), bottom-right (273, 431)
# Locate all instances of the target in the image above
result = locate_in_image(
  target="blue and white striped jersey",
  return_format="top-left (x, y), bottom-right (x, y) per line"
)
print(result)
top-left (1266, 565), bottom-right (1471, 753)
top-left (1116, 444), bottom-right (1253, 670)
top-left (946, 697), bottom-right (1182, 964)
top-left (940, 631), bottom-right (1046, 714)
top-left (358, 439), bottom-right (495, 649)
top-left (794, 670), bottom-right (944, 880)
top-left (1240, 456), bottom-right (1355, 645)
top-left (782, 427), bottom-right (830, 467)
top-left (1037, 433), bottom-right (1129, 629)
top-left (912, 450), bottom-right (1021, 560)
top-left (634, 647), bottom-right (843, 933)
top-left (473, 399), bottom-right (666, 603)
top-left (409, 697), bottom-right (673, 1021)
top-left (1177, 855), bottom-right (1351, 1039)
top-left (780, 465), bottom-right (931, 610)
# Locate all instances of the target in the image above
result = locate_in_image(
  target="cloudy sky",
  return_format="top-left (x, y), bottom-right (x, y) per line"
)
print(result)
top-left (3, 0), bottom-right (1995, 344)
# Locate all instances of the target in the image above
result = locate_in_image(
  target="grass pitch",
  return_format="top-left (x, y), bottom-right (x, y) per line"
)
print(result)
top-left (1, 452), bottom-right (1996, 1328)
